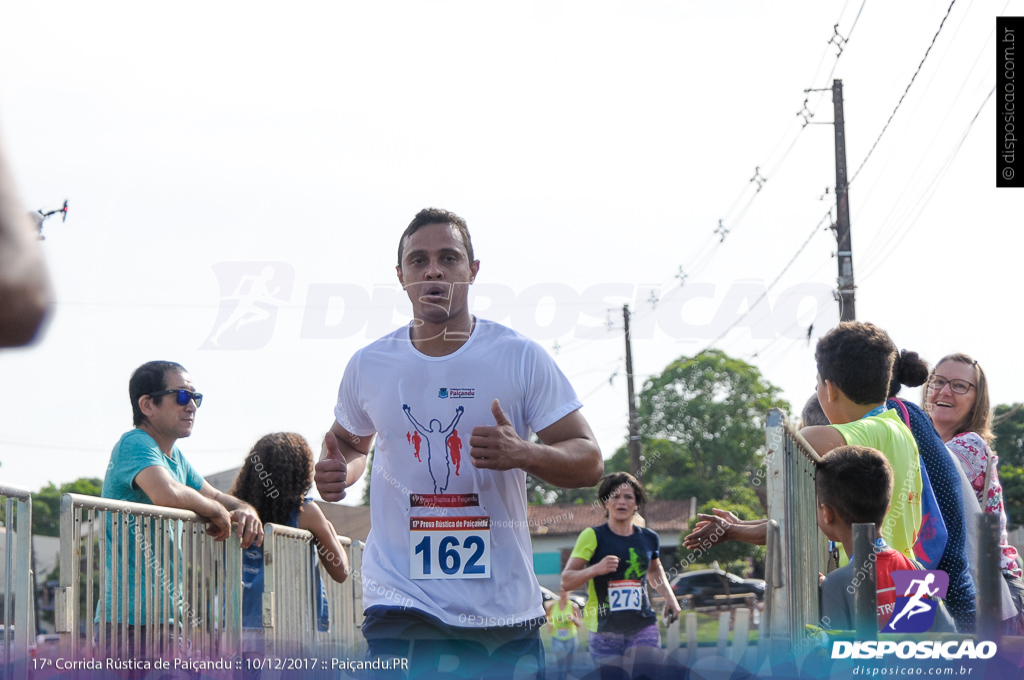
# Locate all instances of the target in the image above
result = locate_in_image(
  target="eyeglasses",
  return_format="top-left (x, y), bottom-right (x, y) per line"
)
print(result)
top-left (148, 389), bottom-right (203, 407)
top-left (928, 376), bottom-right (974, 395)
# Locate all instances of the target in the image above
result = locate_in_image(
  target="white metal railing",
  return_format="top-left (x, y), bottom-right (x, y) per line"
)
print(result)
top-left (56, 493), bottom-right (362, 665)
top-left (664, 607), bottom-right (755, 667)
top-left (56, 493), bottom-right (242, 662)
top-left (758, 409), bottom-right (1011, 654)
top-left (1, 483), bottom-right (33, 678)
top-left (259, 523), bottom-right (361, 658)
top-left (761, 408), bottom-right (826, 660)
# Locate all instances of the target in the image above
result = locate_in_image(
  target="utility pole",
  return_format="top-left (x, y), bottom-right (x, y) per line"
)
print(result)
top-left (623, 304), bottom-right (642, 478)
top-left (832, 79), bottom-right (856, 321)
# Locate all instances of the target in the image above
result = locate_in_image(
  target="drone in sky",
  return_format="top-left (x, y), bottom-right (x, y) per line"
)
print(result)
top-left (28, 199), bottom-right (69, 240)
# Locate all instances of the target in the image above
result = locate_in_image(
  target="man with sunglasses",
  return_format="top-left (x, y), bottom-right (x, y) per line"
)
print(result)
top-left (315, 208), bottom-right (603, 679)
top-left (99, 360), bottom-right (263, 654)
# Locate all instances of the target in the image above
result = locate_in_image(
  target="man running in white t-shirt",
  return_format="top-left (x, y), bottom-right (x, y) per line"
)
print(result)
top-left (314, 208), bottom-right (603, 678)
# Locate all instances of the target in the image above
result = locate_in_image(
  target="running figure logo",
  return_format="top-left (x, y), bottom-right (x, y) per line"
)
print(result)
top-left (406, 431), bottom-right (423, 462)
top-left (447, 429), bottom-right (463, 476)
top-left (403, 405), bottom-right (464, 493)
top-left (623, 548), bottom-right (647, 580)
top-left (201, 262), bottom-right (294, 350)
top-left (885, 570), bottom-right (949, 633)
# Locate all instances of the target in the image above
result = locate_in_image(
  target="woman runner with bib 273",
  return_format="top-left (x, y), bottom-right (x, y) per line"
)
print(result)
top-left (560, 472), bottom-right (680, 674)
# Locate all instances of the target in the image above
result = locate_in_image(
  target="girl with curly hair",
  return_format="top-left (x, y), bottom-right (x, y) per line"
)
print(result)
top-left (230, 432), bottom-right (349, 638)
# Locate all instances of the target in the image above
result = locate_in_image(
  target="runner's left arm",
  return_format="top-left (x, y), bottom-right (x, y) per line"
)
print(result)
top-left (648, 557), bottom-right (681, 622)
top-left (469, 400), bottom-right (602, 488)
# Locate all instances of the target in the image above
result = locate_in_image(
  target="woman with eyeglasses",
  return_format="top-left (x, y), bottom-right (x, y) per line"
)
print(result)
top-left (924, 353), bottom-right (1024, 632)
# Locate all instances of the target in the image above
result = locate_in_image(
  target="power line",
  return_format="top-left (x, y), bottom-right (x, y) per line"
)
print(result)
top-left (859, 83), bottom-right (995, 282)
top-left (695, 209), bottom-right (834, 356)
top-left (856, 8), bottom-right (993, 268)
top-left (849, 0), bottom-right (958, 186)
top-left (679, 3), bottom-right (865, 285)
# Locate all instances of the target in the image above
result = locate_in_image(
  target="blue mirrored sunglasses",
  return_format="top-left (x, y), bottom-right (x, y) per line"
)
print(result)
top-left (147, 389), bottom-right (203, 407)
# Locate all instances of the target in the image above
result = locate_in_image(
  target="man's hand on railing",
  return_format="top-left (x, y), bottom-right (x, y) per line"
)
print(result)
top-left (202, 504), bottom-right (233, 542)
top-left (231, 504), bottom-right (264, 548)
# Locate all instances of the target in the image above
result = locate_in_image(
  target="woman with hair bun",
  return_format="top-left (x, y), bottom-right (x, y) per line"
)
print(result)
top-left (924, 353), bottom-right (1024, 633)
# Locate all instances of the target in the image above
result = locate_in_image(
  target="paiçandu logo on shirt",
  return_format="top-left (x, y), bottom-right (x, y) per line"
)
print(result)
top-left (885, 569), bottom-right (949, 633)
top-left (437, 388), bottom-right (475, 399)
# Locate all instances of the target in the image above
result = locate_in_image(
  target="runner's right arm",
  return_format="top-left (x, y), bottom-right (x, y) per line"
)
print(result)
top-left (560, 555), bottom-right (618, 593)
top-left (314, 420), bottom-right (374, 502)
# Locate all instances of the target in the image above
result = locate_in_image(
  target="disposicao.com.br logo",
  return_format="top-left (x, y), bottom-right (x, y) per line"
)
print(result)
top-left (831, 568), bottom-right (996, 661)
top-left (831, 640), bottom-right (996, 661)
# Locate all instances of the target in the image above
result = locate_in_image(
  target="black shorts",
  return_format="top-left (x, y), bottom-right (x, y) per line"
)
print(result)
top-left (361, 605), bottom-right (545, 679)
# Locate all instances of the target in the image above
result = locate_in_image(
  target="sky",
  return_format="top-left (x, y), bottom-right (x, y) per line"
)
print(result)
top-left (0, 1), bottom-right (1021, 506)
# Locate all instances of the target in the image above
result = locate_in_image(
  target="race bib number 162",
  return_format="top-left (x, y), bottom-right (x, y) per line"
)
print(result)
top-left (409, 517), bottom-right (491, 580)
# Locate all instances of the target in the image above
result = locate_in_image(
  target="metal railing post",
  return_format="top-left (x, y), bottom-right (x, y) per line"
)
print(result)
top-left (1, 484), bottom-right (33, 678)
top-left (976, 513), bottom-right (1001, 643)
top-left (851, 523), bottom-right (877, 639)
top-left (761, 409), bottom-right (824, 660)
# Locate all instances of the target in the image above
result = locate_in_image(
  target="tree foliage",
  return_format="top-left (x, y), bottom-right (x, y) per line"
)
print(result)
top-left (990, 404), bottom-right (1024, 527)
top-left (526, 475), bottom-right (595, 505)
top-left (682, 499), bottom-right (765, 573)
top-left (31, 478), bottom-right (103, 537)
top-left (993, 403), bottom-right (1024, 467)
top-left (1000, 464), bottom-right (1024, 528)
top-left (630, 349), bottom-right (789, 508)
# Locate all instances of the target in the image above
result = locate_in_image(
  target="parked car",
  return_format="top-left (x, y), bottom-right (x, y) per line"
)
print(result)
top-left (670, 569), bottom-right (765, 608)
top-left (539, 585), bottom-right (588, 611)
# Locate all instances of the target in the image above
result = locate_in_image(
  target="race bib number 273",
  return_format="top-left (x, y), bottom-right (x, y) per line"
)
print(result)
top-left (608, 579), bottom-right (643, 611)
top-left (409, 517), bottom-right (491, 579)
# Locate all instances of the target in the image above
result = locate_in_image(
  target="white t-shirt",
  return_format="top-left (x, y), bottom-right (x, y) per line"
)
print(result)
top-left (335, 319), bottom-right (582, 627)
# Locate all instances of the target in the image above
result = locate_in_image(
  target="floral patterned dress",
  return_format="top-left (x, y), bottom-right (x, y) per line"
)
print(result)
top-left (946, 432), bottom-right (1023, 579)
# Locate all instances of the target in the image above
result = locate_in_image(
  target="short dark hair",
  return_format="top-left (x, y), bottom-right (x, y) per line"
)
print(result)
top-left (815, 445), bottom-right (893, 527)
top-left (397, 208), bottom-right (474, 267)
top-left (800, 393), bottom-right (830, 427)
top-left (597, 472), bottom-right (647, 517)
top-left (815, 321), bottom-right (896, 405)
top-left (129, 361), bottom-right (185, 426)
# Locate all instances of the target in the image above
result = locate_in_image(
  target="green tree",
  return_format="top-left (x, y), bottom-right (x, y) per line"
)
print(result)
top-left (989, 403), bottom-right (1024, 527)
top-left (31, 477), bottom-right (103, 536)
top-left (525, 474), bottom-right (595, 505)
top-left (628, 349), bottom-right (789, 508)
top-left (993, 403), bottom-right (1024, 467)
top-left (1000, 464), bottom-right (1024, 528)
top-left (682, 500), bottom-right (765, 574)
